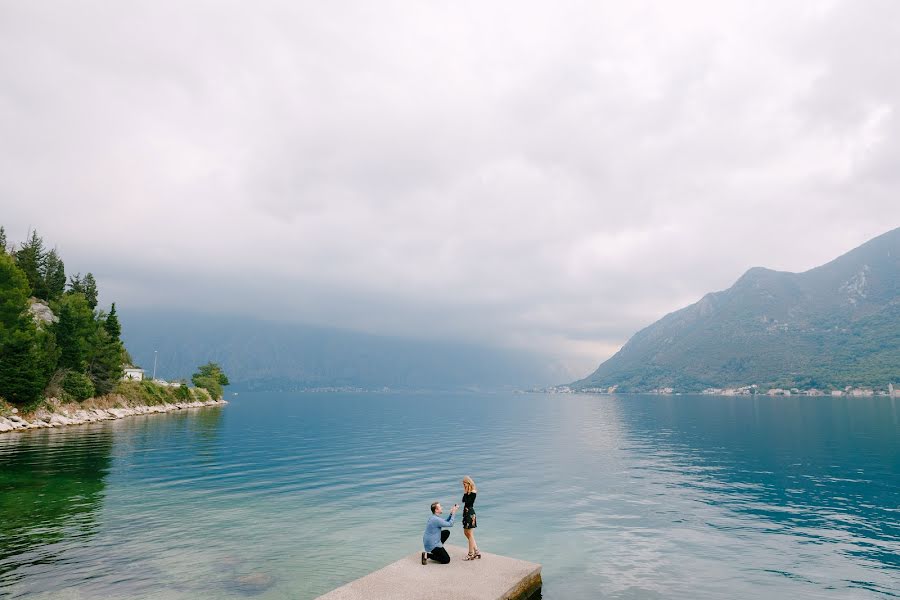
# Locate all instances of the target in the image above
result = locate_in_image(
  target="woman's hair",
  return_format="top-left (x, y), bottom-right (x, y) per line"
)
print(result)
top-left (462, 476), bottom-right (477, 493)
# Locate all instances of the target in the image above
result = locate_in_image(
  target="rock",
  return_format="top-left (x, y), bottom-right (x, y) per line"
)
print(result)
top-left (11, 407), bottom-right (17, 414)
top-left (9, 415), bottom-right (24, 423)
top-left (74, 410), bottom-right (91, 422)
top-left (28, 299), bottom-right (58, 325)
top-left (0, 421), bottom-right (12, 433)
top-left (49, 414), bottom-right (71, 427)
top-left (230, 572), bottom-right (275, 595)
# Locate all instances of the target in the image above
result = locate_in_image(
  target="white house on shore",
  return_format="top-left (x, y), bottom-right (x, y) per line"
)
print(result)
top-left (122, 367), bottom-right (144, 381)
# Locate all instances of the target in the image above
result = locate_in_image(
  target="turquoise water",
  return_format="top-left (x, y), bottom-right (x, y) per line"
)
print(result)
top-left (1, 392), bottom-right (898, 599)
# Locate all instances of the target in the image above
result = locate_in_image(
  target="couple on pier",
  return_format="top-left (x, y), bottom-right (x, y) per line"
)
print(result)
top-left (422, 476), bottom-right (480, 564)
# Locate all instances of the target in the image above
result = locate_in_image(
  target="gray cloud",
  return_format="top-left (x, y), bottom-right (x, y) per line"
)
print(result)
top-left (2, 0), bottom-right (899, 378)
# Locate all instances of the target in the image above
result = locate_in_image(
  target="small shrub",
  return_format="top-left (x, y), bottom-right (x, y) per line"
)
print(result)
top-left (139, 380), bottom-right (170, 405)
top-left (62, 371), bottom-right (95, 401)
top-left (175, 384), bottom-right (191, 401)
top-left (0, 397), bottom-right (14, 417)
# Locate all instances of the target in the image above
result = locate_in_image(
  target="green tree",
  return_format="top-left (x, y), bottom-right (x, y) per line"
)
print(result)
top-left (0, 226), bottom-right (7, 253)
top-left (88, 309), bottom-right (125, 395)
top-left (14, 230), bottom-right (47, 299)
top-left (82, 273), bottom-right (98, 309)
top-left (43, 249), bottom-right (66, 301)
top-left (0, 324), bottom-right (52, 407)
top-left (0, 252), bottom-right (56, 406)
top-left (191, 362), bottom-right (229, 399)
top-left (0, 253), bottom-right (31, 343)
top-left (68, 273), bottom-right (83, 295)
top-left (104, 303), bottom-right (121, 339)
top-left (54, 293), bottom-right (96, 372)
top-left (66, 273), bottom-right (98, 308)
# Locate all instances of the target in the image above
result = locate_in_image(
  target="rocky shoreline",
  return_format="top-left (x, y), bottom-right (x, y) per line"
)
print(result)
top-left (0, 399), bottom-right (228, 434)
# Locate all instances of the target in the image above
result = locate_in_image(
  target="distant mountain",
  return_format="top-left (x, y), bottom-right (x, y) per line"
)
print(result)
top-left (119, 310), bottom-right (563, 391)
top-left (573, 227), bottom-right (900, 392)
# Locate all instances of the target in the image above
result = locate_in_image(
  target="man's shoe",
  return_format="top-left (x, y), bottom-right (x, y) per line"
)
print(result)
top-left (421, 552), bottom-right (427, 565)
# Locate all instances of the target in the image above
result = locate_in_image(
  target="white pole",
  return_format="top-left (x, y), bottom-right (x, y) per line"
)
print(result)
top-left (153, 350), bottom-right (158, 381)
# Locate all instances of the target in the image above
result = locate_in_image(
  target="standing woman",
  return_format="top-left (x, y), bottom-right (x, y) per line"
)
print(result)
top-left (461, 476), bottom-right (481, 560)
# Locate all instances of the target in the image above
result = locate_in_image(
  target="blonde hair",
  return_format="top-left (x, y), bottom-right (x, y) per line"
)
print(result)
top-left (462, 476), bottom-right (477, 493)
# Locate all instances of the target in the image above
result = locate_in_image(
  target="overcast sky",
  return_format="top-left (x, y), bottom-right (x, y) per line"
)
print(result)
top-left (1, 1), bottom-right (898, 378)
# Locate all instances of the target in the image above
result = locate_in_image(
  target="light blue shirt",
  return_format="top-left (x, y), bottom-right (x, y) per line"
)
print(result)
top-left (422, 512), bottom-right (454, 552)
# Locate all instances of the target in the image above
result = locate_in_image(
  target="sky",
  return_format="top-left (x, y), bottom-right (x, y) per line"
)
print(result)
top-left (1, 0), bottom-right (899, 378)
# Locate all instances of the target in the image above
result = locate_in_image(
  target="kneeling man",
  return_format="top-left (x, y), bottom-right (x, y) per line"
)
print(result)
top-left (422, 501), bottom-right (458, 564)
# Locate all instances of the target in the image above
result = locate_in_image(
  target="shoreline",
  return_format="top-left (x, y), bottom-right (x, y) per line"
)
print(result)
top-left (0, 399), bottom-right (228, 434)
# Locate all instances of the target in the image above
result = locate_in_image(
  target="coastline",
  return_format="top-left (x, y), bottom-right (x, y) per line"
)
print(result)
top-left (0, 398), bottom-right (228, 434)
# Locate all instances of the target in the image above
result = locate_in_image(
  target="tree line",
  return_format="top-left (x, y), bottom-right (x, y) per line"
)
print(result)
top-left (0, 227), bottom-right (127, 407)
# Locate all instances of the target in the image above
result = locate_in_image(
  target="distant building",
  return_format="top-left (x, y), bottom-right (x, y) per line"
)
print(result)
top-left (831, 390), bottom-right (843, 397)
top-left (890, 383), bottom-right (895, 398)
top-left (122, 367), bottom-right (144, 381)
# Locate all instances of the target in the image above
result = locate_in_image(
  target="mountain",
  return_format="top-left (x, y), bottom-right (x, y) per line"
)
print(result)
top-left (119, 310), bottom-right (563, 391)
top-left (572, 227), bottom-right (900, 392)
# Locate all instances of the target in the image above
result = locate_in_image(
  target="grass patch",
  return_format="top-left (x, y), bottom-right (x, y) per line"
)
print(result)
top-left (115, 380), bottom-right (210, 406)
top-left (4, 381), bottom-right (213, 420)
top-left (0, 397), bottom-right (15, 418)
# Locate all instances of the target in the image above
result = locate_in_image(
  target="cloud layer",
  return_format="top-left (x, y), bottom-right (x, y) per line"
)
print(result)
top-left (2, 0), bottom-right (899, 377)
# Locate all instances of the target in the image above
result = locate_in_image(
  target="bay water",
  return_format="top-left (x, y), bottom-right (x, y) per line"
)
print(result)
top-left (1, 392), bottom-right (898, 599)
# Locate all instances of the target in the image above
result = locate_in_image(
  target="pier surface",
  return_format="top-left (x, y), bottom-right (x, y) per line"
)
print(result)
top-left (316, 545), bottom-right (542, 600)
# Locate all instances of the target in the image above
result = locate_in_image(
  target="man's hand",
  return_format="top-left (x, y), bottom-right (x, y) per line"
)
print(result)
top-left (451, 504), bottom-right (459, 514)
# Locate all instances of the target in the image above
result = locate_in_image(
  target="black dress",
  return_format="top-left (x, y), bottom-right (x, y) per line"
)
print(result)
top-left (462, 491), bottom-right (477, 529)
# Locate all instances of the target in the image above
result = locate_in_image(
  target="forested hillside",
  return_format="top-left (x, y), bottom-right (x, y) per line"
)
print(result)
top-left (0, 228), bottom-right (126, 407)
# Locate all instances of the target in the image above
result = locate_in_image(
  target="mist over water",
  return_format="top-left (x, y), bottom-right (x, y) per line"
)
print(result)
top-left (1, 393), bottom-right (898, 599)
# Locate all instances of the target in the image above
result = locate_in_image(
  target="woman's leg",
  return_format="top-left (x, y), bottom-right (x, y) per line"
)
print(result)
top-left (464, 528), bottom-right (474, 555)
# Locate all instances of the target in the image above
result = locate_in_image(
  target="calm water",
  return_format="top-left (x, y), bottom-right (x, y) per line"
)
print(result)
top-left (1, 392), bottom-right (898, 599)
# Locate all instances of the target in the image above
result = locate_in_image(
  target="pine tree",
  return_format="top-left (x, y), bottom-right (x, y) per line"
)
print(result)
top-left (0, 323), bottom-right (53, 407)
top-left (54, 293), bottom-right (95, 372)
top-left (68, 273), bottom-right (83, 295)
top-left (14, 230), bottom-right (47, 299)
top-left (82, 273), bottom-right (99, 309)
top-left (43, 249), bottom-right (66, 301)
top-left (0, 252), bottom-right (52, 406)
top-left (104, 302), bottom-right (121, 339)
top-left (89, 304), bottom-right (125, 395)
top-left (88, 327), bottom-right (123, 396)
top-left (0, 252), bottom-right (31, 342)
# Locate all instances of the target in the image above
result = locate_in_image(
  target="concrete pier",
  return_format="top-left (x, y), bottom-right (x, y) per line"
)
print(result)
top-left (316, 545), bottom-right (542, 600)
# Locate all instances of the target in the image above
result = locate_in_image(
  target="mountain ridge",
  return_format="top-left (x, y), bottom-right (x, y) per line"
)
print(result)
top-left (572, 227), bottom-right (900, 392)
top-left (120, 310), bottom-right (565, 391)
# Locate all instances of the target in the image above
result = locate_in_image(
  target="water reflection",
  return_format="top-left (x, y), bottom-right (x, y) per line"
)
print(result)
top-left (606, 394), bottom-right (900, 597)
top-left (0, 425), bottom-right (113, 582)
